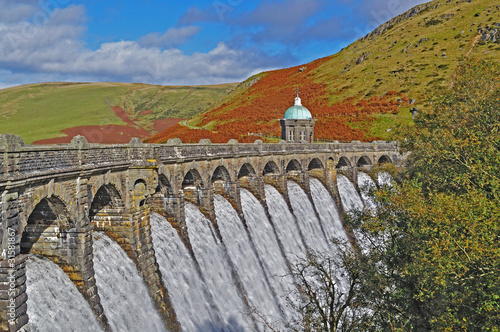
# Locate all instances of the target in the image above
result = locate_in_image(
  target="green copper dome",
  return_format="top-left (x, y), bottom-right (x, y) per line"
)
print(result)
top-left (283, 96), bottom-right (312, 119)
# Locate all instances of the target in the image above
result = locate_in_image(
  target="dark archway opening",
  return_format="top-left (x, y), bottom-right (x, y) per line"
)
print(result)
top-left (336, 157), bottom-right (351, 169)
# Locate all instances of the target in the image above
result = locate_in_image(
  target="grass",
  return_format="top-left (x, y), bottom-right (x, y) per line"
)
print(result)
top-left (0, 82), bottom-right (237, 143)
top-left (369, 107), bottom-right (414, 139)
top-left (0, 83), bottom-right (128, 143)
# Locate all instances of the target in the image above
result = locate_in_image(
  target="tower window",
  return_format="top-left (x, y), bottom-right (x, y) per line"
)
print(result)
top-left (299, 131), bottom-right (305, 141)
top-left (289, 130), bottom-right (295, 141)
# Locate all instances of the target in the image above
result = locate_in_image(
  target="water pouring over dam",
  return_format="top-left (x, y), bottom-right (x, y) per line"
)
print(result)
top-left (0, 134), bottom-right (401, 331)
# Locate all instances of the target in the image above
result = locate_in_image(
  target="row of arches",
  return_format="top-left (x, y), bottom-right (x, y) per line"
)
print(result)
top-left (336, 155), bottom-right (392, 168)
top-left (18, 153), bottom-right (394, 255)
top-left (178, 154), bottom-right (392, 191)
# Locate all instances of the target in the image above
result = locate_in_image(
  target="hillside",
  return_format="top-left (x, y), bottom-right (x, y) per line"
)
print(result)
top-left (0, 82), bottom-right (237, 144)
top-left (147, 0), bottom-right (500, 144)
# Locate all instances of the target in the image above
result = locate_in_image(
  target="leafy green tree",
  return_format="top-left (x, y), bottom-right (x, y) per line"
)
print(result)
top-left (290, 58), bottom-right (500, 331)
top-left (354, 58), bottom-right (500, 331)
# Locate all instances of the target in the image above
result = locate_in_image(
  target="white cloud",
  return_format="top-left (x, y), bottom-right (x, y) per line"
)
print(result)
top-left (0, 3), bottom-right (278, 86)
top-left (0, 0), bottom-right (39, 24)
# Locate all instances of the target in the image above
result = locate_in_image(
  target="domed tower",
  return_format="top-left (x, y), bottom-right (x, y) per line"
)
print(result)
top-left (280, 92), bottom-right (315, 143)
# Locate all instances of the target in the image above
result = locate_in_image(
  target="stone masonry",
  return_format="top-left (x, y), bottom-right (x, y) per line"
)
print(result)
top-left (0, 134), bottom-right (402, 331)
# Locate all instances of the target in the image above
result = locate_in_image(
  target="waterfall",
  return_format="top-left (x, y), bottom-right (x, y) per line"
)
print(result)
top-left (358, 172), bottom-right (377, 211)
top-left (213, 194), bottom-right (284, 328)
top-left (336, 174), bottom-right (371, 251)
top-left (92, 232), bottom-right (166, 332)
top-left (264, 184), bottom-right (306, 258)
top-left (26, 255), bottom-right (102, 332)
top-left (184, 203), bottom-right (252, 331)
top-left (309, 178), bottom-right (349, 244)
top-left (287, 181), bottom-right (330, 253)
top-left (336, 174), bottom-right (364, 212)
top-left (150, 213), bottom-right (220, 332)
top-left (239, 189), bottom-right (296, 322)
top-left (22, 171), bottom-right (386, 331)
top-left (309, 178), bottom-right (351, 296)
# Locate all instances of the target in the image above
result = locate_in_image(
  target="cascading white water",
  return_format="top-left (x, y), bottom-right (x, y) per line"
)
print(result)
top-left (239, 189), bottom-right (296, 323)
top-left (150, 213), bottom-right (220, 332)
top-left (26, 255), bottom-right (102, 332)
top-left (92, 232), bottom-right (166, 332)
top-left (337, 174), bottom-right (373, 252)
top-left (213, 194), bottom-right (284, 328)
top-left (287, 181), bottom-right (330, 253)
top-left (336, 174), bottom-right (364, 213)
top-left (23, 173), bottom-right (386, 332)
top-left (378, 171), bottom-right (393, 187)
top-left (309, 178), bottom-right (349, 244)
top-left (309, 178), bottom-right (352, 296)
top-left (264, 184), bottom-right (306, 259)
top-left (184, 203), bottom-right (252, 332)
top-left (358, 172), bottom-right (377, 211)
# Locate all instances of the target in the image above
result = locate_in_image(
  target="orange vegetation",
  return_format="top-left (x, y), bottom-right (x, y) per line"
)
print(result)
top-left (147, 56), bottom-right (404, 144)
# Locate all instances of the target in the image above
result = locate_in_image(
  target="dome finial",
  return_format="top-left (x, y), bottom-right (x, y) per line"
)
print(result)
top-left (294, 87), bottom-right (302, 106)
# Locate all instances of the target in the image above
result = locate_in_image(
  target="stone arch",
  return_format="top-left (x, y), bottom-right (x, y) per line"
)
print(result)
top-left (336, 156), bottom-right (351, 168)
top-left (133, 179), bottom-right (148, 208)
top-left (286, 159), bottom-right (302, 173)
top-left (238, 163), bottom-right (256, 179)
top-left (211, 165), bottom-right (231, 196)
top-left (87, 174), bottom-right (125, 211)
top-left (308, 158), bottom-right (324, 170)
top-left (182, 168), bottom-right (204, 189)
top-left (182, 168), bottom-right (206, 205)
top-left (357, 156), bottom-right (372, 167)
top-left (155, 174), bottom-right (173, 196)
top-left (19, 182), bottom-right (77, 232)
top-left (308, 158), bottom-right (325, 180)
top-left (378, 155), bottom-right (392, 164)
top-left (89, 184), bottom-right (125, 224)
top-left (263, 160), bottom-right (280, 176)
top-left (20, 196), bottom-right (73, 255)
top-left (212, 165), bottom-right (231, 184)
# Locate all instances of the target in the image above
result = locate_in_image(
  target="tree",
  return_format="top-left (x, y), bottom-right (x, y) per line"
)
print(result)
top-left (353, 58), bottom-right (500, 331)
top-left (290, 58), bottom-right (500, 331)
top-left (285, 246), bottom-right (383, 332)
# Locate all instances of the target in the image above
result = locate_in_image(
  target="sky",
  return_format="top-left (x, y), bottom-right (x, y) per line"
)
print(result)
top-left (0, 0), bottom-right (428, 88)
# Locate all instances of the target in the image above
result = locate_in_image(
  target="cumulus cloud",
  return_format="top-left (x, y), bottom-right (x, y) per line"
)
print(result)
top-left (0, 0), bottom-right (431, 88)
top-left (0, 3), bottom-right (279, 86)
top-left (138, 26), bottom-right (202, 48)
top-left (0, 0), bottom-right (39, 23)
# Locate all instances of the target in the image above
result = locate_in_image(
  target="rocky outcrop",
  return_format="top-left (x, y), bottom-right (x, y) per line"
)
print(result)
top-left (478, 24), bottom-right (500, 43)
top-left (361, 2), bottom-right (435, 41)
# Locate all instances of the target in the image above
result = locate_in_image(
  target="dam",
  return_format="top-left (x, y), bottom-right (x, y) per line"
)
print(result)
top-left (0, 133), bottom-right (402, 331)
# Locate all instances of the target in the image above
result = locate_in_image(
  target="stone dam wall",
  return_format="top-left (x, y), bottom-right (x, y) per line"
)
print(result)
top-left (0, 134), bottom-right (402, 331)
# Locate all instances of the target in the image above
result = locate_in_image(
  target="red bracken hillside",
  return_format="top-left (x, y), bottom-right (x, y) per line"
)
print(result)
top-left (146, 56), bottom-right (404, 144)
top-left (146, 0), bottom-right (500, 144)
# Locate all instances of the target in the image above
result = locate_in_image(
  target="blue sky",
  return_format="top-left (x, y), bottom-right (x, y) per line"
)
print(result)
top-left (0, 0), bottom-right (428, 88)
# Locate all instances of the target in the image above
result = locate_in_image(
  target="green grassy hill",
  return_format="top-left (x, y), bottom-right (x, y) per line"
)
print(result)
top-left (0, 82), bottom-right (237, 143)
top-left (148, 0), bottom-right (500, 143)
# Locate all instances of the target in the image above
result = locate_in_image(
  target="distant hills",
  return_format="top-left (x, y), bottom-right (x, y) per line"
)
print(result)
top-left (147, 0), bottom-right (500, 143)
top-left (1, 0), bottom-right (499, 145)
top-left (0, 82), bottom-right (236, 144)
